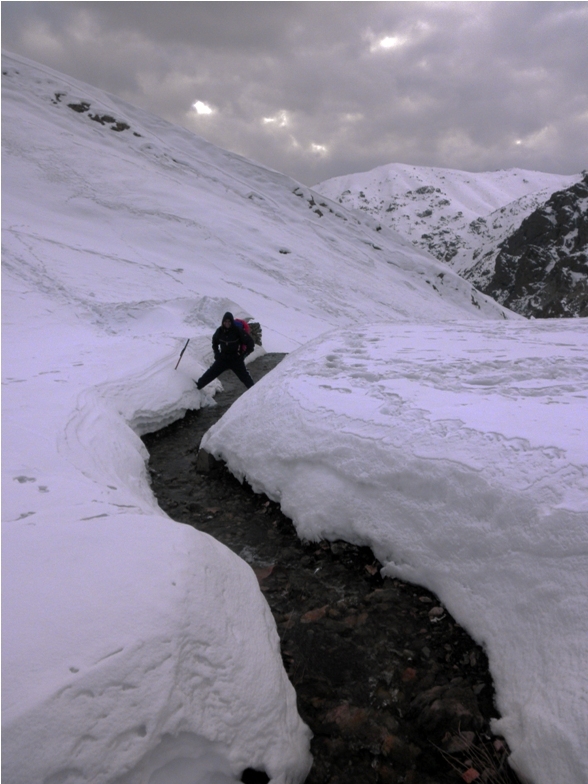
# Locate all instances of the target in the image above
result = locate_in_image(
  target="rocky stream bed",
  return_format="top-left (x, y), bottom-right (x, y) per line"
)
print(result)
top-left (142, 354), bottom-right (522, 784)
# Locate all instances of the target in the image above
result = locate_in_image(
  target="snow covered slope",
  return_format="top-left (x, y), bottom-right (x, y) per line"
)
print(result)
top-left (2, 51), bottom-right (516, 784)
top-left (314, 162), bottom-right (581, 291)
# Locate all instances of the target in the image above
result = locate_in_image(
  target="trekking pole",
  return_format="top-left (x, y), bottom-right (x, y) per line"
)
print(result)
top-left (174, 339), bottom-right (190, 370)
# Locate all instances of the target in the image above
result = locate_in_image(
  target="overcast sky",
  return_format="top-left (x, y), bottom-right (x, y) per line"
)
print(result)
top-left (2, 2), bottom-right (587, 185)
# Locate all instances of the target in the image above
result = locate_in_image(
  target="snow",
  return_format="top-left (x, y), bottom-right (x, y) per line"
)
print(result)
top-left (3, 515), bottom-right (309, 784)
top-left (314, 162), bottom-right (582, 286)
top-left (201, 320), bottom-right (588, 784)
top-left (2, 49), bottom-right (586, 784)
top-left (315, 162), bottom-right (579, 226)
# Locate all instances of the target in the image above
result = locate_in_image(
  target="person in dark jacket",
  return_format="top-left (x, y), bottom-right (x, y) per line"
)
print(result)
top-left (196, 312), bottom-right (255, 390)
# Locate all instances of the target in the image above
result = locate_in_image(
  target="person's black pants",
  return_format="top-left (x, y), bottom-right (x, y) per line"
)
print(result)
top-left (196, 355), bottom-right (254, 390)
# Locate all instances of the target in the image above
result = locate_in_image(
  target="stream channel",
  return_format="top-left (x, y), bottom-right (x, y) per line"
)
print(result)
top-left (142, 353), bottom-right (521, 784)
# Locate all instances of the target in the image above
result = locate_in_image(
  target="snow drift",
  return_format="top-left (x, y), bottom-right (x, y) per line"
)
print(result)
top-left (3, 515), bottom-right (310, 784)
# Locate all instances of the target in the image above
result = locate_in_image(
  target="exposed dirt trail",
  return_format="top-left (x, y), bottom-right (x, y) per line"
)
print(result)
top-left (143, 354), bottom-right (520, 784)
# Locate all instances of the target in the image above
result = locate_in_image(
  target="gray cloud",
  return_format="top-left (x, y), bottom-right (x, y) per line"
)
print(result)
top-left (2, 1), bottom-right (587, 184)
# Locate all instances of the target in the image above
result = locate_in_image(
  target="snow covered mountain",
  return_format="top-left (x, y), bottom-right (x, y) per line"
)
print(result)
top-left (483, 174), bottom-right (588, 317)
top-left (3, 50), bottom-right (588, 784)
top-left (314, 163), bottom-right (582, 305)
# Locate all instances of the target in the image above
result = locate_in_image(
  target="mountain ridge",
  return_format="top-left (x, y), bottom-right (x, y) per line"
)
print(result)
top-left (315, 162), bottom-right (583, 314)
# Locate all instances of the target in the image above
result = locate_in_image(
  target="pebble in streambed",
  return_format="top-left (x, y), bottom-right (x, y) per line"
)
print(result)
top-left (143, 354), bottom-right (520, 784)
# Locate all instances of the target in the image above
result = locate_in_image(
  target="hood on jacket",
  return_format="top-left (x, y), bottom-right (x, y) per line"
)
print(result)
top-left (222, 312), bottom-right (234, 326)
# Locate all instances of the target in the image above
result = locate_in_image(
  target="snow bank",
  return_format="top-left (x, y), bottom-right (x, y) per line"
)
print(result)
top-left (1, 281), bottom-right (311, 784)
top-left (201, 319), bottom-right (588, 784)
top-left (3, 515), bottom-right (311, 784)
top-left (0, 233), bottom-right (313, 782)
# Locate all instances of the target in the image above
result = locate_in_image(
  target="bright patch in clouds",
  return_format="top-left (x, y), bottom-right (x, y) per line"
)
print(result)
top-left (367, 32), bottom-right (408, 52)
top-left (343, 112), bottom-right (363, 123)
top-left (311, 143), bottom-right (327, 155)
top-left (192, 100), bottom-right (213, 115)
top-left (380, 35), bottom-right (405, 49)
top-left (263, 110), bottom-right (289, 127)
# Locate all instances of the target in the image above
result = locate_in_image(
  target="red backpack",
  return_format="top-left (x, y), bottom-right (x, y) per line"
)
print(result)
top-left (234, 318), bottom-right (252, 354)
top-left (234, 318), bottom-right (251, 336)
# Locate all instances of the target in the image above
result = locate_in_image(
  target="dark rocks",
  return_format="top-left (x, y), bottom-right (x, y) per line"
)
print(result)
top-left (484, 173), bottom-right (588, 317)
top-left (195, 447), bottom-right (219, 473)
top-left (409, 684), bottom-right (484, 740)
top-left (142, 354), bottom-right (522, 784)
top-left (65, 100), bottom-right (134, 134)
top-left (67, 101), bottom-right (91, 113)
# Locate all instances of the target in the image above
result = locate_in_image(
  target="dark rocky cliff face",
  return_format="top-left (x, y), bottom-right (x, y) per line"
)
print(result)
top-left (483, 174), bottom-right (588, 318)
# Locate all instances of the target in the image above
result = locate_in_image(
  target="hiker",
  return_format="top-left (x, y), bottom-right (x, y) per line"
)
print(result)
top-left (196, 312), bottom-right (255, 390)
